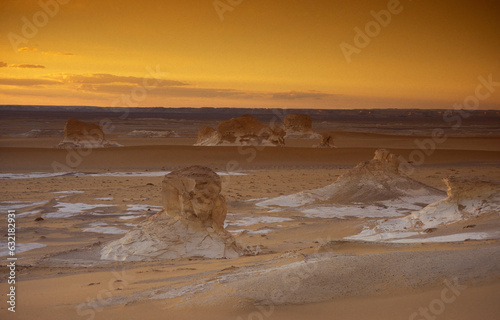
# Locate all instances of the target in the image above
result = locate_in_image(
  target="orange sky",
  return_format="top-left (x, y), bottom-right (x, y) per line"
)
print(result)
top-left (1, 0), bottom-right (499, 109)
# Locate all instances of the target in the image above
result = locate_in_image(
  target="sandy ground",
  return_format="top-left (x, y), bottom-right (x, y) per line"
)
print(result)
top-left (1, 131), bottom-right (500, 319)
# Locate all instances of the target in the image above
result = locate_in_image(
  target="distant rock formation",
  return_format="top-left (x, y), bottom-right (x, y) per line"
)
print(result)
top-left (197, 126), bottom-right (220, 145)
top-left (120, 130), bottom-right (177, 138)
top-left (57, 118), bottom-right (121, 148)
top-left (258, 149), bottom-right (444, 210)
top-left (195, 115), bottom-right (285, 146)
top-left (314, 134), bottom-right (336, 148)
top-left (101, 166), bottom-right (241, 261)
top-left (283, 113), bottom-right (321, 139)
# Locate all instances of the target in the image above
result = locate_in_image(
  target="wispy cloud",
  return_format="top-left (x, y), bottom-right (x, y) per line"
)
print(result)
top-left (49, 73), bottom-right (188, 87)
top-left (78, 83), bottom-right (257, 98)
top-left (18, 47), bottom-right (38, 52)
top-left (0, 61), bottom-right (46, 69)
top-left (18, 47), bottom-right (75, 56)
top-left (0, 71), bottom-right (334, 102)
top-left (272, 90), bottom-right (333, 100)
top-left (0, 78), bottom-right (61, 86)
top-left (9, 64), bottom-right (45, 69)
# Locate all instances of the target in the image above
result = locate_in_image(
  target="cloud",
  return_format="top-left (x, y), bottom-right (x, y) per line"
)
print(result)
top-left (49, 73), bottom-right (188, 87)
top-left (0, 78), bottom-right (61, 86)
top-left (9, 64), bottom-right (45, 69)
top-left (0, 61), bottom-right (45, 69)
top-left (42, 51), bottom-right (75, 56)
top-left (18, 46), bottom-right (75, 56)
top-left (76, 83), bottom-right (257, 99)
top-left (272, 90), bottom-right (333, 100)
top-left (18, 47), bottom-right (38, 52)
top-left (0, 71), bottom-right (332, 102)
top-left (47, 73), bottom-right (268, 99)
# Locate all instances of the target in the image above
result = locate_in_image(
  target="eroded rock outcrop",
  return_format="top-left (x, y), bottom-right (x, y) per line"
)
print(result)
top-left (283, 113), bottom-right (321, 139)
top-left (57, 118), bottom-right (121, 148)
top-left (196, 115), bottom-right (285, 146)
top-left (314, 134), bottom-right (336, 148)
top-left (101, 166), bottom-right (241, 261)
top-left (257, 149), bottom-right (444, 210)
top-left (345, 176), bottom-right (500, 242)
top-left (409, 176), bottom-right (500, 228)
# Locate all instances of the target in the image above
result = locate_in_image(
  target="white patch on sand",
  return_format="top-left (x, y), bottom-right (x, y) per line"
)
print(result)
top-left (0, 201), bottom-right (46, 211)
top-left (228, 228), bottom-right (273, 235)
top-left (303, 205), bottom-right (405, 219)
top-left (119, 215), bottom-right (140, 220)
top-left (126, 204), bottom-right (163, 212)
top-left (95, 197), bottom-right (114, 201)
top-left (389, 232), bottom-right (500, 243)
top-left (0, 172), bottom-right (68, 179)
top-left (227, 216), bottom-right (293, 227)
top-left (345, 227), bottom-right (420, 242)
top-left (54, 190), bottom-right (85, 194)
top-left (83, 226), bottom-right (128, 234)
top-left (54, 190), bottom-right (85, 199)
top-left (257, 195), bottom-right (439, 220)
top-left (16, 210), bottom-right (42, 218)
top-left (88, 222), bottom-right (108, 227)
top-left (124, 223), bottom-right (137, 227)
top-left (0, 243), bottom-right (47, 256)
top-left (44, 202), bottom-right (116, 218)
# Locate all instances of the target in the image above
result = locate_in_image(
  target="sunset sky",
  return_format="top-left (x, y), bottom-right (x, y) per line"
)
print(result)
top-left (1, 0), bottom-right (499, 109)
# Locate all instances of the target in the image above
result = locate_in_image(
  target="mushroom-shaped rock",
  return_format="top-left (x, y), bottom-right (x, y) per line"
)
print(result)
top-left (162, 165), bottom-right (227, 230)
top-left (57, 118), bottom-right (121, 148)
top-left (100, 166), bottom-right (241, 261)
top-left (196, 115), bottom-right (285, 146)
top-left (283, 113), bottom-right (321, 139)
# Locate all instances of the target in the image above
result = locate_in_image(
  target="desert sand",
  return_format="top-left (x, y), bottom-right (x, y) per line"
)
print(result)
top-left (1, 109), bottom-right (499, 320)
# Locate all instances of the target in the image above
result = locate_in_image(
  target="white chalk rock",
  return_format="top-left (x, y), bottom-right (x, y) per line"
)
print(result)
top-left (101, 166), bottom-right (241, 261)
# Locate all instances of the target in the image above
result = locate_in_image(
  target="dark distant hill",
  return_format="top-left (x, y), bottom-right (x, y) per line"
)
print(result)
top-left (0, 105), bottom-right (499, 125)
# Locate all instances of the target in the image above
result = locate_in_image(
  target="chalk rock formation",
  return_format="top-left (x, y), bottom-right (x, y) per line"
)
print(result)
top-left (283, 113), bottom-right (321, 139)
top-left (258, 149), bottom-right (444, 210)
top-left (57, 118), bottom-right (121, 148)
top-left (196, 115), bottom-right (285, 146)
top-left (345, 176), bottom-right (500, 242)
top-left (197, 126), bottom-right (220, 146)
top-left (101, 166), bottom-right (241, 261)
top-left (409, 176), bottom-right (500, 229)
top-left (314, 134), bottom-right (336, 148)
